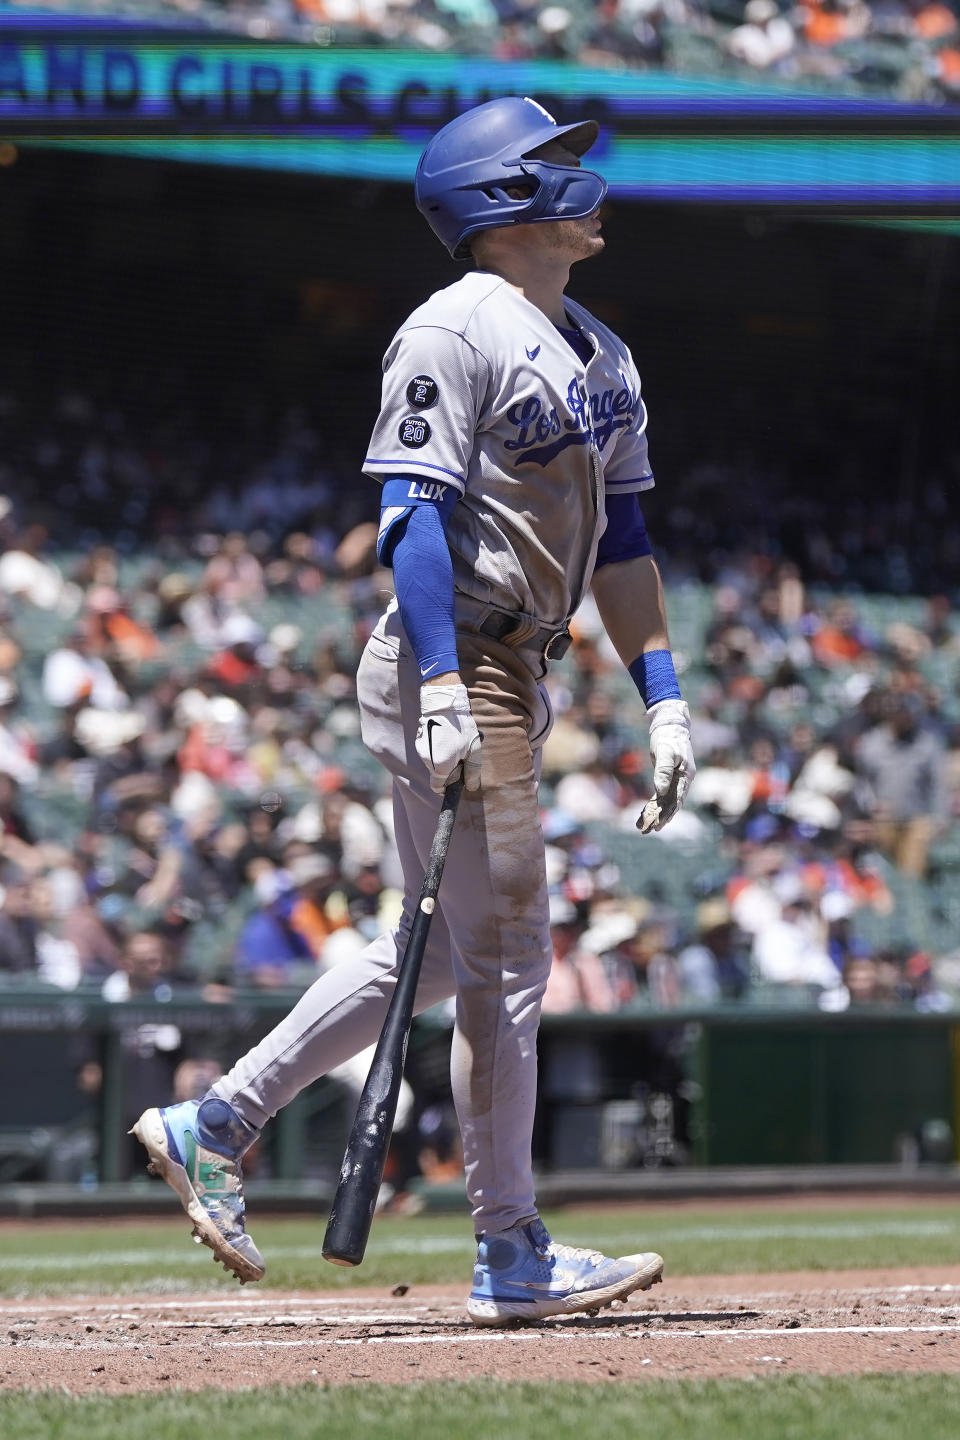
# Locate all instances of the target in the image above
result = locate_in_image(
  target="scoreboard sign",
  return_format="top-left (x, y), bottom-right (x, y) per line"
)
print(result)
top-left (1, 15), bottom-right (959, 203)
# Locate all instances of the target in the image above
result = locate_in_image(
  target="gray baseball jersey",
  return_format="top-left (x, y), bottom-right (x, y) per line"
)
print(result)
top-left (364, 271), bottom-right (654, 629)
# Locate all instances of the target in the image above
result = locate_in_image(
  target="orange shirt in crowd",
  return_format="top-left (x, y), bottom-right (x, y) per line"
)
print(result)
top-left (936, 46), bottom-right (960, 85)
top-left (811, 625), bottom-right (867, 666)
top-left (207, 650), bottom-right (259, 689)
top-left (104, 611), bottom-right (160, 661)
top-left (803, 0), bottom-right (848, 45)
top-left (290, 897), bottom-right (347, 957)
top-left (914, 2), bottom-right (958, 38)
top-left (801, 858), bottom-right (893, 911)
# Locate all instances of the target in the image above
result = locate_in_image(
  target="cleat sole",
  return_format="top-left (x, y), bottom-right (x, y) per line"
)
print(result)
top-left (129, 1111), bottom-right (264, 1284)
top-left (467, 1253), bottom-right (664, 1329)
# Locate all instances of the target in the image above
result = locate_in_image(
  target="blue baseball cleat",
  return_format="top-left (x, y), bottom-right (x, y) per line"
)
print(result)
top-left (466, 1216), bottom-right (663, 1327)
top-left (131, 1098), bottom-right (265, 1284)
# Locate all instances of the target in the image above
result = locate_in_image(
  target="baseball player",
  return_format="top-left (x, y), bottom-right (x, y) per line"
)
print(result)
top-left (132, 96), bottom-right (696, 1326)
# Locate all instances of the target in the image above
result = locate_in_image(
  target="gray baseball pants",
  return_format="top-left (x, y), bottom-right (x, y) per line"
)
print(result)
top-left (211, 602), bottom-right (554, 1234)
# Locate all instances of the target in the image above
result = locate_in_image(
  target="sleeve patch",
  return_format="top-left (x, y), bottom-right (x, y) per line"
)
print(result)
top-left (406, 376), bottom-right (439, 409)
top-left (399, 416), bottom-right (432, 449)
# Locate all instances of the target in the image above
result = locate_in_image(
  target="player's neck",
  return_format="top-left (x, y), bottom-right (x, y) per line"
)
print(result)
top-left (477, 260), bottom-right (571, 327)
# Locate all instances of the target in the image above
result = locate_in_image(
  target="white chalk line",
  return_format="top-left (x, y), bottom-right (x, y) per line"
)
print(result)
top-left (0, 1219), bottom-right (955, 1273)
top-left (5, 1308), bottom-right (959, 1337)
top-left (3, 1283), bottom-right (960, 1322)
top-left (4, 1322), bottom-right (960, 1354)
top-left (174, 1304), bottom-right (960, 1328)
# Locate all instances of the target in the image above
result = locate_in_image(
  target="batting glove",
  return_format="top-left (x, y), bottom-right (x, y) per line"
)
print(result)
top-left (638, 698), bottom-right (696, 834)
top-left (416, 683), bottom-right (483, 795)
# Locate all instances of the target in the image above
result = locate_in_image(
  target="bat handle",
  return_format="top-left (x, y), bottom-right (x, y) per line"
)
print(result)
top-left (421, 779), bottom-right (463, 896)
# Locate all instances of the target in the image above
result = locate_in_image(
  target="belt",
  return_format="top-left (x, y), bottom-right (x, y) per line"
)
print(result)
top-left (474, 609), bottom-right (573, 662)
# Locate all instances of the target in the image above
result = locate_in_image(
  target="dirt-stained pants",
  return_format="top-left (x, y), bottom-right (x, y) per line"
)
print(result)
top-left (211, 602), bottom-right (553, 1234)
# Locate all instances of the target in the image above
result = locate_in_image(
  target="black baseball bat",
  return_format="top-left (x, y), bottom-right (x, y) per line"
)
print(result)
top-left (322, 779), bottom-right (463, 1267)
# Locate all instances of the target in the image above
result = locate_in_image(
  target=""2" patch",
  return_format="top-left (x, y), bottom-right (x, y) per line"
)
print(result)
top-left (406, 375), bottom-right (439, 409)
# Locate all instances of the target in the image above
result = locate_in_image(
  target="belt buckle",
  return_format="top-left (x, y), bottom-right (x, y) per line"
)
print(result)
top-left (543, 628), bottom-right (572, 662)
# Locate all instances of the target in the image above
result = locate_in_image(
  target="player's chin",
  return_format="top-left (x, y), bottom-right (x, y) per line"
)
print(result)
top-left (573, 232), bottom-right (606, 262)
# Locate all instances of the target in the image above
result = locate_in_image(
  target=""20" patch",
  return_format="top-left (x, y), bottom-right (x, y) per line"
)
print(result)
top-left (399, 416), bottom-right (432, 449)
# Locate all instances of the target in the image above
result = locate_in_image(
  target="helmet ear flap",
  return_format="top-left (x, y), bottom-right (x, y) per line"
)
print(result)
top-left (449, 173), bottom-right (543, 255)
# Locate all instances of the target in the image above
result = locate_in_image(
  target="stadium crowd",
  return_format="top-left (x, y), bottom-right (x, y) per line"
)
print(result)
top-left (5, 0), bottom-right (960, 102)
top-left (0, 386), bottom-right (957, 1032)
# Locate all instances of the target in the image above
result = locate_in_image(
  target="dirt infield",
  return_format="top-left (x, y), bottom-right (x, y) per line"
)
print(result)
top-left (4, 1267), bottom-right (960, 1392)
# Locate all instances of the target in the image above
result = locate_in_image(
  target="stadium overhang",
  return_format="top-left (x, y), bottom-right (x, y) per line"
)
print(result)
top-left (1, 10), bottom-right (959, 208)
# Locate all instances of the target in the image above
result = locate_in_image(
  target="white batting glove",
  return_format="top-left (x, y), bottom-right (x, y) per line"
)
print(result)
top-left (638, 698), bottom-right (696, 834)
top-left (416, 683), bottom-right (483, 795)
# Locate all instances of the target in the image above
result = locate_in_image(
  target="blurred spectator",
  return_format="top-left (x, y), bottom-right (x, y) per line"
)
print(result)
top-left (727, 0), bottom-right (797, 68)
top-left (102, 928), bottom-right (180, 1001)
top-left (542, 894), bottom-right (617, 1012)
top-left (0, 872), bottom-right (38, 974)
top-left (554, 755), bottom-right (624, 822)
top-left (0, 773), bottom-right (34, 852)
top-left (203, 533), bottom-right (265, 607)
top-left (580, 0), bottom-right (664, 66)
top-left (0, 678), bottom-right (38, 786)
top-left (29, 873), bottom-right (82, 989)
top-left (42, 630), bottom-right (128, 711)
top-left (206, 617), bottom-right (267, 696)
top-left (801, 0), bottom-right (871, 46)
top-left (62, 889), bottom-right (124, 980)
top-left (234, 867), bottom-right (316, 988)
top-left (902, 949), bottom-right (953, 1011)
top-left (841, 952), bottom-right (899, 1004)
top-left (855, 693), bottom-right (949, 876)
top-left (596, 905), bottom-right (689, 1008)
top-left (676, 898), bottom-right (751, 1001)
top-left (287, 850), bottom-right (348, 952)
top-left (811, 599), bottom-right (874, 668)
top-left (86, 585), bottom-right (161, 664)
top-left (751, 883), bottom-right (842, 991)
top-left (0, 523), bottom-right (77, 613)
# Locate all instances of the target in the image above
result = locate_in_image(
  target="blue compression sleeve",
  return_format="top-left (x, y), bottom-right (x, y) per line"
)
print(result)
top-left (595, 493), bottom-right (653, 569)
top-left (388, 503), bottom-right (460, 680)
top-left (628, 650), bottom-right (681, 707)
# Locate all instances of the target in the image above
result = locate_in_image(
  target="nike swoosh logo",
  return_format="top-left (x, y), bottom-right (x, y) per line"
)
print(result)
top-left (421, 660), bottom-right (441, 675)
top-left (426, 718), bottom-right (440, 766)
top-left (526, 345), bottom-right (541, 361)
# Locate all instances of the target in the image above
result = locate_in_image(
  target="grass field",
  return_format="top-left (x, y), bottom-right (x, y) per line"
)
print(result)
top-left (3, 1198), bottom-right (960, 1438)
top-left (5, 1376), bottom-right (960, 1440)
top-left (1, 1200), bottom-right (958, 1297)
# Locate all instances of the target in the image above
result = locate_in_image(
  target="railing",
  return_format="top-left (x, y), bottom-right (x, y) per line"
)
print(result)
top-left (1, 987), bottom-right (957, 1193)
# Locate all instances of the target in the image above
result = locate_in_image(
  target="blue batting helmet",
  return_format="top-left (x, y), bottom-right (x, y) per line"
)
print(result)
top-left (415, 96), bottom-right (607, 261)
